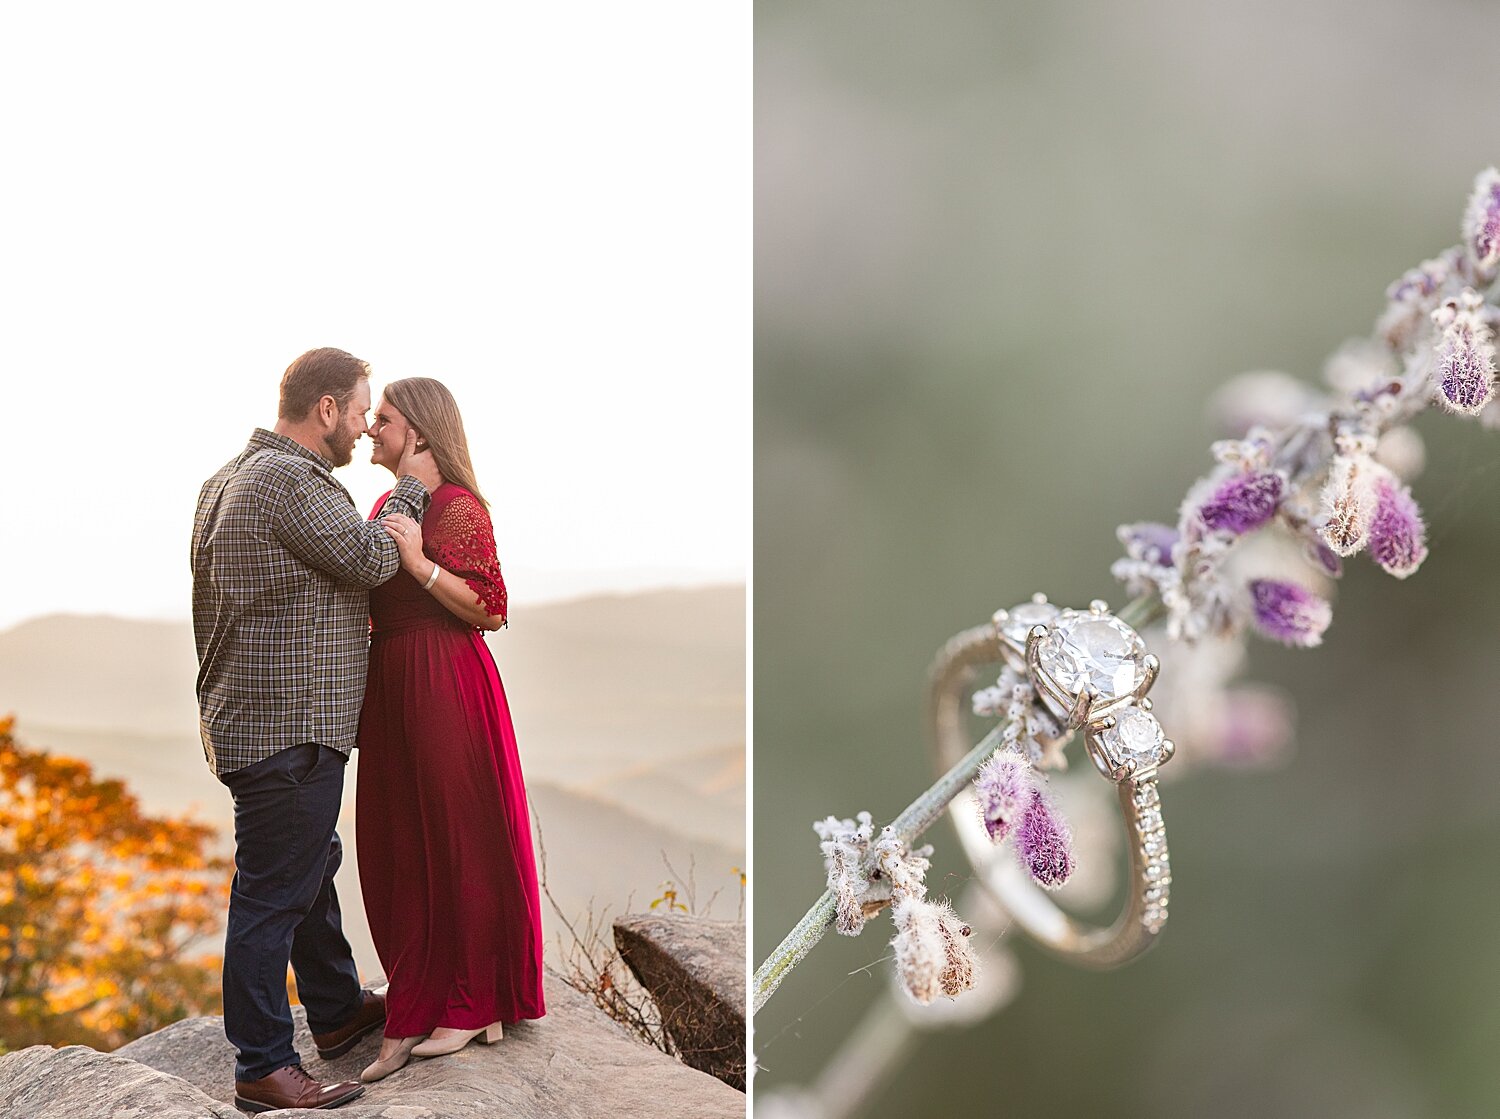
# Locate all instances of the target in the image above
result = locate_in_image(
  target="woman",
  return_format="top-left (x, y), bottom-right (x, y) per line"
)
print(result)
top-left (354, 377), bottom-right (545, 1083)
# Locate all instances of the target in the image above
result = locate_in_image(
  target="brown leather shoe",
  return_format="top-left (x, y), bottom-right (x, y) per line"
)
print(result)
top-left (233, 1064), bottom-right (364, 1112)
top-left (312, 990), bottom-right (387, 1059)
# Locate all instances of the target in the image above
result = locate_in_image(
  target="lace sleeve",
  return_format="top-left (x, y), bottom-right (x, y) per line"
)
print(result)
top-left (427, 491), bottom-right (508, 623)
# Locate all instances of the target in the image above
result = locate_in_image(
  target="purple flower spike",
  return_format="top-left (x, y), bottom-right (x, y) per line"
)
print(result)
top-left (1379, 250), bottom-right (1458, 352)
top-left (1433, 294), bottom-right (1496, 415)
top-left (1436, 322), bottom-right (1495, 412)
top-left (973, 752), bottom-right (1032, 843)
top-left (1385, 256), bottom-right (1450, 304)
top-left (1306, 538), bottom-right (1343, 578)
top-left (1198, 470), bottom-right (1284, 535)
top-left (1367, 476), bottom-right (1428, 579)
top-left (1015, 787), bottom-right (1074, 890)
top-left (1248, 579), bottom-right (1332, 648)
top-left (1464, 167), bottom-right (1500, 279)
top-left (1118, 521), bottom-right (1179, 566)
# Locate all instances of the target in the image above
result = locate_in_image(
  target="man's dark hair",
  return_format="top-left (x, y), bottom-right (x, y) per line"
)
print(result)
top-left (278, 347), bottom-right (370, 421)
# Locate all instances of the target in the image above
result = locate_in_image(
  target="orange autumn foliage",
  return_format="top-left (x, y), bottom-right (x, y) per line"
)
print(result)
top-left (0, 716), bottom-right (230, 1051)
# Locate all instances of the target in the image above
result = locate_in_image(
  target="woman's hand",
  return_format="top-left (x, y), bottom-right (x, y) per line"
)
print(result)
top-left (381, 513), bottom-right (428, 576)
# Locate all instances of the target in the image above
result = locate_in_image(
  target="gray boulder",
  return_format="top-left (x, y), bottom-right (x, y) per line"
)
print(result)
top-left (612, 913), bottom-right (745, 1090)
top-left (0, 1043), bottom-right (241, 1118)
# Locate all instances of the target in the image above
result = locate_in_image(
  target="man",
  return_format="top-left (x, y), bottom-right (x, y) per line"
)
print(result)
top-left (191, 347), bottom-right (441, 1112)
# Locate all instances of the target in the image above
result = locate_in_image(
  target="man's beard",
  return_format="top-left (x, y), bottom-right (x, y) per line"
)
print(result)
top-left (322, 420), bottom-right (358, 467)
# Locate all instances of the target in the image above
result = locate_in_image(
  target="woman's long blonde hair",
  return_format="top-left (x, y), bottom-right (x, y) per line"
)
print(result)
top-left (381, 377), bottom-right (489, 509)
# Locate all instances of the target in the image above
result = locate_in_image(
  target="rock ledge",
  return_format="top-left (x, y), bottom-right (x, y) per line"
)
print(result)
top-left (0, 970), bottom-right (741, 1119)
top-left (613, 912), bottom-right (746, 1090)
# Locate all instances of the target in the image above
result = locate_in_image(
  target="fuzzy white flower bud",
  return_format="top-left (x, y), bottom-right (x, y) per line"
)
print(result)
top-left (872, 827), bottom-right (932, 901)
top-left (889, 896), bottom-right (979, 1005)
top-left (1318, 436), bottom-right (1379, 557)
top-left (971, 684), bottom-right (1008, 717)
top-left (813, 812), bottom-right (876, 936)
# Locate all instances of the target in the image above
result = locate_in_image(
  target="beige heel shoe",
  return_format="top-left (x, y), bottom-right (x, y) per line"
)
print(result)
top-left (360, 1036), bottom-right (424, 1083)
top-left (410, 1021), bottom-right (503, 1057)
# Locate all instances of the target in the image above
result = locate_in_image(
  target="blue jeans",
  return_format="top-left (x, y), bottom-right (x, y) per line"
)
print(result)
top-left (219, 742), bottom-right (364, 1082)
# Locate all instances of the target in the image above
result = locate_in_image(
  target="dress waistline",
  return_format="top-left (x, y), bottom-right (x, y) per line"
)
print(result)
top-left (370, 616), bottom-right (473, 640)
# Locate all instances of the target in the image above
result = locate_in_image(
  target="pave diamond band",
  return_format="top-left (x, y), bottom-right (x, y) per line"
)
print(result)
top-left (928, 598), bottom-right (1174, 968)
top-left (1133, 778), bottom-right (1170, 933)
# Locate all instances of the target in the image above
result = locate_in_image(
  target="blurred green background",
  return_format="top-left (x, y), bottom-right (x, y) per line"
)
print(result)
top-left (754, 3), bottom-right (1500, 1116)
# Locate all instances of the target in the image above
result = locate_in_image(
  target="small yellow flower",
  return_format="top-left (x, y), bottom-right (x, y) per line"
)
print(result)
top-left (649, 882), bottom-right (688, 913)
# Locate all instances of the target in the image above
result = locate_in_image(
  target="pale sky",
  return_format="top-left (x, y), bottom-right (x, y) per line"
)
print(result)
top-left (0, 3), bottom-right (749, 631)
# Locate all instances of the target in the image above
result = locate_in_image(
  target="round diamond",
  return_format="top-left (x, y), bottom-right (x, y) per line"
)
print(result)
top-left (1035, 612), bottom-right (1148, 702)
top-left (1104, 706), bottom-right (1165, 760)
top-left (999, 600), bottom-right (1060, 643)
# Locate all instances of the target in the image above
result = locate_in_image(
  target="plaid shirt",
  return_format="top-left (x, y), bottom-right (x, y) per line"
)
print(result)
top-left (191, 428), bottom-right (429, 775)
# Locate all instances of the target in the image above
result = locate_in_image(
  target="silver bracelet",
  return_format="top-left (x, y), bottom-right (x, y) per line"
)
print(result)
top-left (423, 564), bottom-right (441, 590)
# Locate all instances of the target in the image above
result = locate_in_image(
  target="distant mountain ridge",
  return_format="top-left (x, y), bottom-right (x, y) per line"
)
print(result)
top-left (0, 585), bottom-right (744, 739)
top-left (0, 587), bottom-right (745, 971)
top-left (0, 586), bottom-right (744, 807)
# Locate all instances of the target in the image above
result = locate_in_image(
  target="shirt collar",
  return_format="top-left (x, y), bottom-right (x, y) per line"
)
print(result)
top-left (246, 427), bottom-right (332, 469)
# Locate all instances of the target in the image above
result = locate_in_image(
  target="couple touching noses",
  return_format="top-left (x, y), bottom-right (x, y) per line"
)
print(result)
top-left (191, 348), bottom-right (544, 1114)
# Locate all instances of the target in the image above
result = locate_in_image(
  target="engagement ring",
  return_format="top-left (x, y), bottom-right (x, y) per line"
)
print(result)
top-left (929, 596), bottom-right (1173, 968)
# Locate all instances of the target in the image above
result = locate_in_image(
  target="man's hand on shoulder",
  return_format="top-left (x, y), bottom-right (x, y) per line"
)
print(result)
top-left (397, 427), bottom-right (443, 494)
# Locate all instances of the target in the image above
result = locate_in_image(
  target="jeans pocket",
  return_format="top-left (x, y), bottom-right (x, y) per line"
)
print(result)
top-left (285, 742), bottom-right (322, 785)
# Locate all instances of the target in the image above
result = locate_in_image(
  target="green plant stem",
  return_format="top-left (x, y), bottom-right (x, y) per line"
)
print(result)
top-left (751, 595), bottom-right (1160, 1017)
top-left (752, 723), bottom-right (1005, 1014)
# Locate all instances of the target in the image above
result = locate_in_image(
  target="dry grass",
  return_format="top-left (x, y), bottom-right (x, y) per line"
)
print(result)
top-left (533, 810), bottom-right (674, 1054)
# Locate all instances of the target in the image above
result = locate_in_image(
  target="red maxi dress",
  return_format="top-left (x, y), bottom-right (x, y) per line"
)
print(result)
top-left (356, 483), bottom-right (545, 1037)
